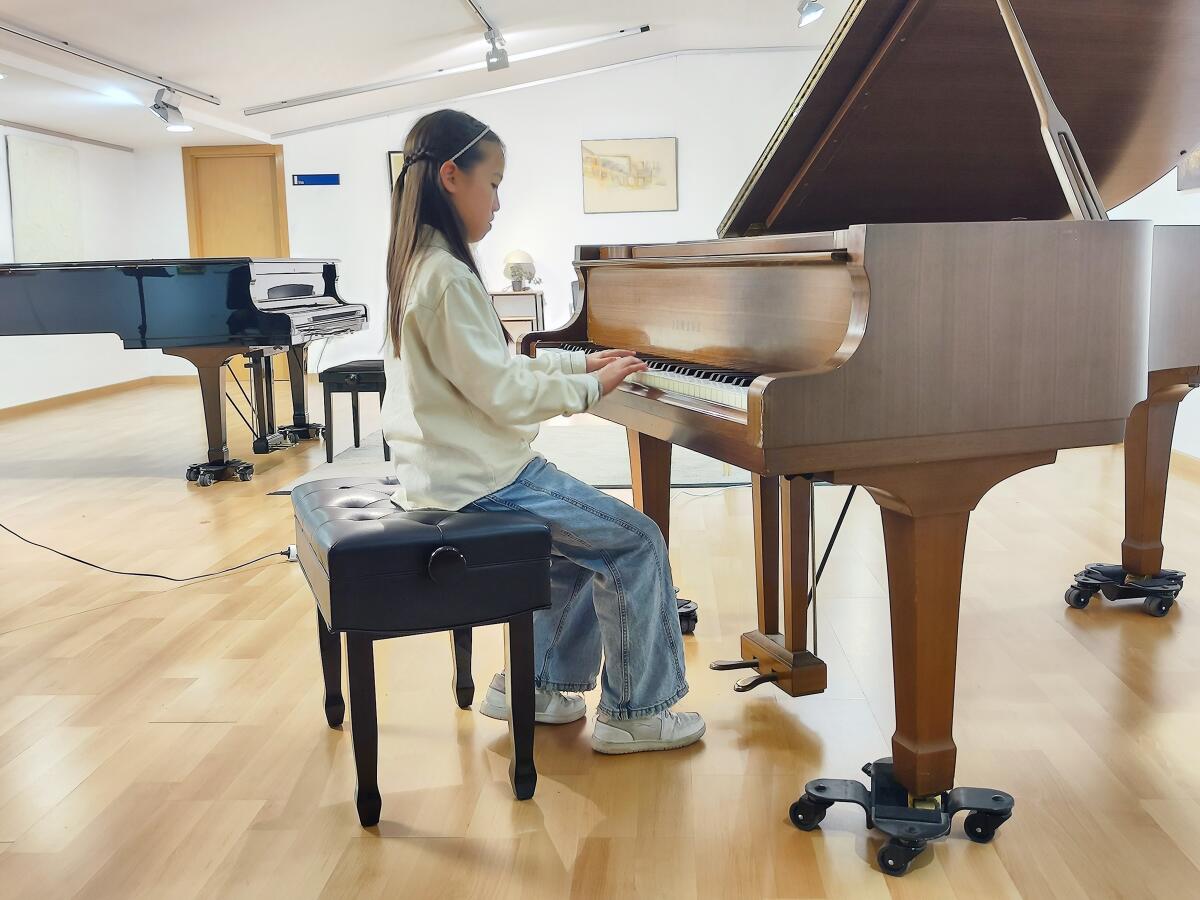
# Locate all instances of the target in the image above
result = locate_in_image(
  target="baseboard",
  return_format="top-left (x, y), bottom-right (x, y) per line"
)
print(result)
top-left (0, 376), bottom-right (190, 421)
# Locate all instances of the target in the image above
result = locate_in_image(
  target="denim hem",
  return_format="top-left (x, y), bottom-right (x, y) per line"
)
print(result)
top-left (596, 682), bottom-right (689, 720)
top-left (535, 678), bottom-right (597, 692)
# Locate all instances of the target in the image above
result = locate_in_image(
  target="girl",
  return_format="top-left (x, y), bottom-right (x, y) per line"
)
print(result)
top-left (380, 109), bottom-right (704, 754)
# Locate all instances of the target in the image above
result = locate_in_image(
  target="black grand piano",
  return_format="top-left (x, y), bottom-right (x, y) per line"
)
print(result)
top-left (0, 257), bottom-right (366, 485)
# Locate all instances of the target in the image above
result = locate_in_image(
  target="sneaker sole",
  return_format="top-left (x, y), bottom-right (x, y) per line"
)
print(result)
top-left (590, 721), bottom-right (706, 755)
top-left (479, 699), bottom-right (586, 726)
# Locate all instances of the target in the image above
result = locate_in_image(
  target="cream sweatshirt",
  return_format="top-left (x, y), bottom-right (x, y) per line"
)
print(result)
top-left (380, 227), bottom-right (601, 510)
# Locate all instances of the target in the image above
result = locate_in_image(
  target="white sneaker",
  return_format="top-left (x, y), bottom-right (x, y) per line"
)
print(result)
top-left (590, 708), bottom-right (706, 754)
top-left (478, 672), bottom-right (586, 725)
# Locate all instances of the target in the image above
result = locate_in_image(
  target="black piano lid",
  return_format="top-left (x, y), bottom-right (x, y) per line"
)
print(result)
top-left (720, 0), bottom-right (1200, 237)
top-left (0, 258), bottom-right (336, 271)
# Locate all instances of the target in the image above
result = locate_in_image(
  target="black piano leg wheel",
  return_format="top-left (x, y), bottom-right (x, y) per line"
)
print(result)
top-left (675, 589), bottom-right (698, 635)
top-left (1066, 563), bottom-right (1184, 616)
top-left (185, 460), bottom-right (254, 487)
top-left (790, 758), bottom-right (1014, 877)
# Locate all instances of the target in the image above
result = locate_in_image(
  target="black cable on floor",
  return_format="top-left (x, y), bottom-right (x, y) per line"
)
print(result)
top-left (0, 520), bottom-right (288, 582)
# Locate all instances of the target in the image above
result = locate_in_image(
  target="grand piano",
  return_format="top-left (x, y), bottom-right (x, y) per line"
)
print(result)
top-left (0, 257), bottom-right (366, 485)
top-left (525, 0), bottom-right (1200, 875)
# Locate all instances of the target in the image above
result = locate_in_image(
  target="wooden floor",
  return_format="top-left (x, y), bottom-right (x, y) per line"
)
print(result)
top-left (0, 376), bottom-right (1198, 899)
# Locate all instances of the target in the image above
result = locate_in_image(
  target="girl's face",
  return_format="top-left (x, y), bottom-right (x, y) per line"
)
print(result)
top-left (440, 141), bottom-right (504, 244)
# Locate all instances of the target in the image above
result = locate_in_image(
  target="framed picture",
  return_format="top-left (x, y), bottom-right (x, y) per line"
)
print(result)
top-left (388, 150), bottom-right (405, 188)
top-left (581, 137), bottom-right (678, 213)
top-left (1179, 145), bottom-right (1200, 191)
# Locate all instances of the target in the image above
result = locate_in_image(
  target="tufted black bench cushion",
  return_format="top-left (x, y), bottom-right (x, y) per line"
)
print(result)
top-left (292, 476), bottom-right (552, 634)
top-left (290, 475), bottom-right (553, 826)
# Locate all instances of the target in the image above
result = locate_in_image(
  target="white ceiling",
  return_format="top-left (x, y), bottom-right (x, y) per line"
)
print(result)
top-left (0, 1), bottom-right (847, 149)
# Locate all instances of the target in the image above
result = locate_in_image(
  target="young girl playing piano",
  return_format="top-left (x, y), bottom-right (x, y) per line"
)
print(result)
top-left (380, 109), bottom-right (704, 754)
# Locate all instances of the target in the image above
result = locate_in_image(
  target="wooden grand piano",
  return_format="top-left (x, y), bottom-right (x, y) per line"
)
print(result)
top-left (524, 0), bottom-right (1200, 874)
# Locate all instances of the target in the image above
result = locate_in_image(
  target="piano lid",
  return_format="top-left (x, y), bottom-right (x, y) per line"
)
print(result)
top-left (721, 0), bottom-right (1200, 237)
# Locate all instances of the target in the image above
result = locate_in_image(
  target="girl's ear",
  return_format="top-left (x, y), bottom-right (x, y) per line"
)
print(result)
top-left (439, 160), bottom-right (458, 194)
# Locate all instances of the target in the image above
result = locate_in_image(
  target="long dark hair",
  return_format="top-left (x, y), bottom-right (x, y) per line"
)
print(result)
top-left (386, 109), bottom-right (504, 355)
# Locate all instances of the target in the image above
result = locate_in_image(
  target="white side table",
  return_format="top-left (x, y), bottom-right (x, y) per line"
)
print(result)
top-left (490, 290), bottom-right (545, 345)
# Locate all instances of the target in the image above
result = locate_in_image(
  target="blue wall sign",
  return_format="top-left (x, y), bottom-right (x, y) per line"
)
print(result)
top-left (292, 173), bottom-right (341, 186)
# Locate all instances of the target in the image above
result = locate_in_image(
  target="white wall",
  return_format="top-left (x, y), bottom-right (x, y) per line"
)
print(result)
top-left (0, 131), bottom-right (192, 409)
top-left (1112, 173), bottom-right (1200, 457)
top-left (281, 49), bottom-right (816, 365)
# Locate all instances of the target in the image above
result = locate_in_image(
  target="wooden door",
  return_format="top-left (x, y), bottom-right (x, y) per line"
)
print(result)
top-left (182, 144), bottom-right (291, 379)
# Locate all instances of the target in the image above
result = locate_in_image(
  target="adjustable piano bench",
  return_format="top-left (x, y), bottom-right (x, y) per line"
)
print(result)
top-left (319, 360), bottom-right (390, 464)
top-left (291, 476), bottom-right (552, 826)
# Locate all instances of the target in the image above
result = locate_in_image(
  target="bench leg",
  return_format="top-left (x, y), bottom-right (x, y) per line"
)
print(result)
top-left (379, 385), bottom-right (391, 462)
top-left (317, 610), bottom-right (344, 727)
top-left (450, 627), bottom-right (474, 709)
top-left (505, 613), bottom-right (537, 800)
top-left (323, 386), bottom-right (334, 464)
top-left (346, 633), bottom-right (382, 827)
top-left (351, 389), bottom-right (361, 448)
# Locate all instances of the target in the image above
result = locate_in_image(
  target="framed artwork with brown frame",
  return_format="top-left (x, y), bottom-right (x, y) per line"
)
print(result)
top-left (580, 137), bottom-right (678, 213)
top-left (388, 151), bottom-right (405, 189)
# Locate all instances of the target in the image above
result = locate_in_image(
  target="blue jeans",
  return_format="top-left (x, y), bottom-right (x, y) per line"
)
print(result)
top-left (464, 456), bottom-right (689, 719)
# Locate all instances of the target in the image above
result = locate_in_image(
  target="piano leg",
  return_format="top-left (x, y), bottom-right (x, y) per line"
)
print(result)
top-left (163, 346), bottom-right (255, 486)
top-left (626, 430), bottom-right (698, 634)
top-left (626, 429), bottom-right (672, 542)
top-left (790, 453), bottom-right (1052, 873)
top-left (281, 344), bottom-right (325, 443)
top-left (1068, 367), bottom-right (1197, 616)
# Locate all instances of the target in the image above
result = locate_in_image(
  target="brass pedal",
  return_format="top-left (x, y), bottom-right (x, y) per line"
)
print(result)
top-left (735, 672), bottom-right (779, 692)
top-left (709, 659), bottom-right (759, 672)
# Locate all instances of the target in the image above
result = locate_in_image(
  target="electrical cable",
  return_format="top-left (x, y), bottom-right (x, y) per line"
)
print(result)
top-left (0, 520), bottom-right (289, 582)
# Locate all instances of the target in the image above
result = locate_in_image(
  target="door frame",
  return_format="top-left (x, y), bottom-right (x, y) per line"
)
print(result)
top-left (181, 144), bottom-right (291, 258)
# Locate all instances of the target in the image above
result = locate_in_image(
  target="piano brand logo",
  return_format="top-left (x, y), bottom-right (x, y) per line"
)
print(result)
top-left (671, 318), bottom-right (701, 333)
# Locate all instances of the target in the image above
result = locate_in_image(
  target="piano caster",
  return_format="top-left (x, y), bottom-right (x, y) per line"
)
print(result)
top-left (789, 758), bottom-right (1014, 877)
top-left (280, 422), bottom-right (324, 442)
top-left (185, 460), bottom-right (254, 487)
top-left (1066, 563), bottom-right (1184, 617)
top-left (677, 597), bottom-right (698, 635)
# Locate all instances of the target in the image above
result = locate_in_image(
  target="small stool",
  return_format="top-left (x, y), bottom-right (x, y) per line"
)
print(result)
top-left (319, 360), bottom-right (390, 464)
top-left (292, 476), bottom-right (552, 827)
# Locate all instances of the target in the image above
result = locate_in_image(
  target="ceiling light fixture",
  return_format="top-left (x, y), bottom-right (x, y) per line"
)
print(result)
top-left (151, 88), bottom-right (194, 132)
top-left (798, 0), bottom-right (826, 27)
top-left (0, 18), bottom-right (220, 104)
top-left (467, 0), bottom-right (508, 71)
top-left (243, 25), bottom-right (650, 116)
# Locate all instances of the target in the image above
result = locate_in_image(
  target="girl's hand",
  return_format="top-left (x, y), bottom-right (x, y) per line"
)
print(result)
top-left (595, 355), bottom-right (648, 396)
top-left (585, 348), bottom-right (639, 374)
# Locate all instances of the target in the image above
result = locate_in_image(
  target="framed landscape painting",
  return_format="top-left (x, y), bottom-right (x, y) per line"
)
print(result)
top-left (388, 150), bottom-right (405, 188)
top-left (1179, 145), bottom-right (1200, 191)
top-left (581, 137), bottom-right (678, 213)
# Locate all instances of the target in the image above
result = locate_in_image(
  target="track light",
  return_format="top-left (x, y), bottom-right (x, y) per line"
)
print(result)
top-left (798, 0), bottom-right (826, 27)
top-left (150, 88), bottom-right (193, 132)
top-left (485, 29), bottom-right (509, 71)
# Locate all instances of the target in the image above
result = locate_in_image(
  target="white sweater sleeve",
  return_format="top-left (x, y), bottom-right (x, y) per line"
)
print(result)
top-left (419, 276), bottom-right (600, 425)
top-left (516, 348), bottom-right (589, 375)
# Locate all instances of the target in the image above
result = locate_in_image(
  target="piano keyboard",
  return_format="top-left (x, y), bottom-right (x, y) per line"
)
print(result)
top-left (541, 342), bottom-right (755, 411)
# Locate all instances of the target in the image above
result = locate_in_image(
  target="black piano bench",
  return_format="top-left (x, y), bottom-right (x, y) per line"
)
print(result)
top-left (291, 476), bottom-right (553, 827)
top-left (318, 360), bottom-right (390, 464)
